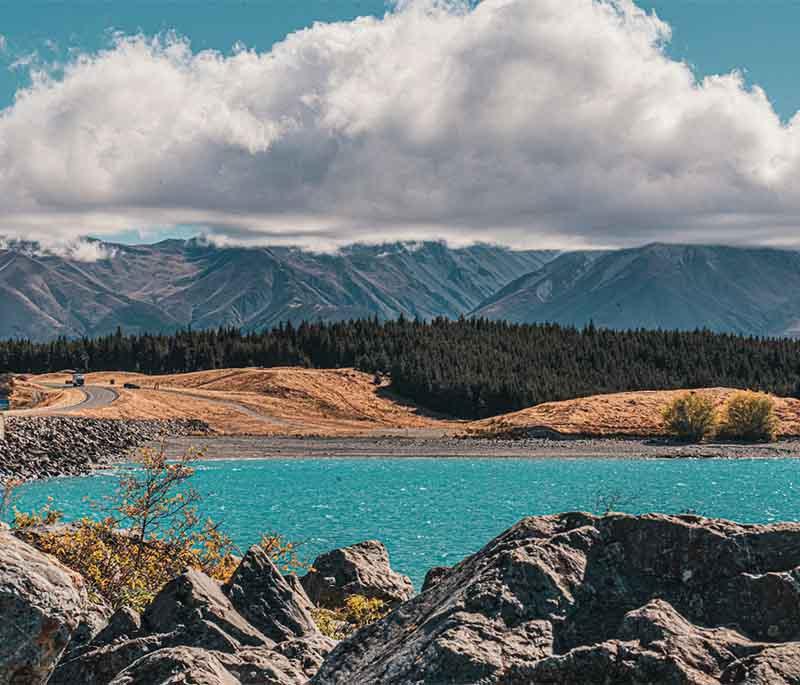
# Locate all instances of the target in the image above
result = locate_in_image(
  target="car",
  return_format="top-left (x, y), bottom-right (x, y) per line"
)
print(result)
top-left (123, 382), bottom-right (141, 390)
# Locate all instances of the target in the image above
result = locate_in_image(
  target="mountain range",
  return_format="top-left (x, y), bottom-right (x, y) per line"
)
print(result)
top-left (4, 240), bottom-right (800, 341)
top-left (0, 240), bottom-right (553, 341)
top-left (473, 243), bottom-right (800, 337)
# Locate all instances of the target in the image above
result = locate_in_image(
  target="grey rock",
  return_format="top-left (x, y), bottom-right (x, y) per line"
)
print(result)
top-left (301, 540), bottom-right (414, 608)
top-left (224, 545), bottom-right (319, 643)
top-left (144, 569), bottom-right (271, 649)
top-left (109, 646), bottom-right (239, 685)
top-left (93, 607), bottom-right (142, 647)
top-left (421, 565), bottom-right (451, 593)
top-left (312, 513), bottom-right (800, 684)
top-left (0, 530), bottom-right (88, 685)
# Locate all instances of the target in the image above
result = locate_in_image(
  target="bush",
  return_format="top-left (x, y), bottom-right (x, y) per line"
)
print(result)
top-left (661, 392), bottom-right (717, 442)
top-left (313, 595), bottom-right (390, 640)
top-left (11, 448), bottom-right (308, 612)
top-left (719, 391), bottom-right (779, 442)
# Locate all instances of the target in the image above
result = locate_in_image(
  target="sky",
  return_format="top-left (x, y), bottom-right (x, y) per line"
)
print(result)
top-left (1, 0), bottom-right (800, 254)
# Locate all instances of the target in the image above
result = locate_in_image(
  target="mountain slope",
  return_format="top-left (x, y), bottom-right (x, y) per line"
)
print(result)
top-left (0, 240), bottom-right (555, 340)
top-left (472, 243), bottom-right (800, 336)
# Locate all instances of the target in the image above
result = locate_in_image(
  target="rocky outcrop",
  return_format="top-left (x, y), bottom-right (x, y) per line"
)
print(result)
top-left (301, 540), bottom-right (414, 608)
top-left (51, 545), bottom-right (333, 685)
top-left (420, 565), bottom-right (451, 593)
top-left (225, 546), bottom-right (319, 643)
top-left (0, 417), bottom-right (210, 482)
top-left (0, 528), bottom-right (89, 684)
top-left (313, 513), bottom-right (800, 684)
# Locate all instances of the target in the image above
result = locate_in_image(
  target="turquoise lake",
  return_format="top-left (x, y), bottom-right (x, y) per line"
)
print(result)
top-left (9, 457), bottom-right (800, 588)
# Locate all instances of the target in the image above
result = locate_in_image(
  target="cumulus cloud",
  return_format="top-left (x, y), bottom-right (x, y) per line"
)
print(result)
top-left (1, 0), bottom-right (800, 250)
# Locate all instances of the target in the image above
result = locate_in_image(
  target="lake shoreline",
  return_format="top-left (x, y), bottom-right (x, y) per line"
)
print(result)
top-left (153, 434), bottom-right (800, 460)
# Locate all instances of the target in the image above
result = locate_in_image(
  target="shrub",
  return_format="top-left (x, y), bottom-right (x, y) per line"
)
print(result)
top-left (313, 595), bottom-right (390, 639)
top-left (12, 447), bottom-right (305, 612)
top-left (719, 391), bottom-right (779, 442)
top-left (661, 392), bottom-right (717, 442)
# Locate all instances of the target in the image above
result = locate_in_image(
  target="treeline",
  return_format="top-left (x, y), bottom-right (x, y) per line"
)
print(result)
top-left (2, 319), bottom-right (800, 419)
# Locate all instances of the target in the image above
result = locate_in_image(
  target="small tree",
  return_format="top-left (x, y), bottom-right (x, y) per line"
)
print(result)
top-left (661, 392), bottom-right (717, 442)
top-left (14, 447), bottom-right (238, 610)
top-left (718, 391), bottom-right (779, 442)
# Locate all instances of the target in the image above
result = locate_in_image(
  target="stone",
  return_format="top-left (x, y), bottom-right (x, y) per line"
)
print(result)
top-left (224, 545), bottom-right (319, 643)
top-left (92, 607), bottom-right (142, 647)
top-left (143, 569), bottom-right (271, 648)
top-left (301, 540), bottom-right (414, 608)
top-left (0, 530), bottom-right (88, 685)
top-left (421, 565), bottom-right (451, 593)
top-left (109, 646), bottom-right (239, 685)
top-left (312, 513), bottom-right (800, 684)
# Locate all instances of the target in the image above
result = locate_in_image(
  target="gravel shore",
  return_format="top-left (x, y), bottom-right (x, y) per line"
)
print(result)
top-left (157, 435), bottom-right (800, 460)
top-left (0, 417), bottom-right (210, 482)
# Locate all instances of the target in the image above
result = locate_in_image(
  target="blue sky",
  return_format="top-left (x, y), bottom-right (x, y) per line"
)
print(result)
top-left (2, 0), bottom-right (800, 251)
top-left (2, 1), bottom-right (797, 120)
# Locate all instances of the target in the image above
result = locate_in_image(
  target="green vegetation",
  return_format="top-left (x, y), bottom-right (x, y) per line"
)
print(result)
top-left (313, 595), bottom-right (390, 640)
top-left (718, 391), bottom-right (779, 442)
top-left (10, 448), bottom-right (307, 611)
top-left (662, 393), bottom-right (717, 442)
top-left (3, 318), bottom-right (800, 418)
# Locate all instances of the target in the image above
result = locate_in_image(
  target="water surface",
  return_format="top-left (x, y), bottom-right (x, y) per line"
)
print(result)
top-left (10, 457), bottom-right (800, 587)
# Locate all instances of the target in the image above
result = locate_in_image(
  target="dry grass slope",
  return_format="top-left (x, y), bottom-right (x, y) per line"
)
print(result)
top-left (31, 368), bottom-right (462, 437)
top-left (470, 387), bottom-right (800, 438)
top-left (20, 371), bottom-right (800, 440)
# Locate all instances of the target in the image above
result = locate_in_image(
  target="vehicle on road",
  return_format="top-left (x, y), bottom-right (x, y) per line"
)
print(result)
top-left (73, 372), bottom-right (86, 387)
top-left (123, 382), bottom-right (141, 389)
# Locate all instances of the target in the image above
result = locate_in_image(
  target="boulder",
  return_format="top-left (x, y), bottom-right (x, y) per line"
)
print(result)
top-left (0, 530), bottom-right (88, 685)
top-left (51, 553), bottom-right (330, 685)
top-left (224, 545), bottom-right (319, 643)
top-left (312, 513), bottom-right (800, 684)
top-left (109, 646), bottom-right (239, 685)
top-left (421, 565), bottom-right (451, 593)
top-left (301, 540), bottom-right (413, 608)
top-left (144, 568), bottom-right (270, 648)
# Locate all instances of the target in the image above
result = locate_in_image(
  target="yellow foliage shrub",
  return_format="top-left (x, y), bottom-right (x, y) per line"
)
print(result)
top-left (718, 391), bottom-right (779, 442)
top-left (313, 595), bottom-right (390, 639)
top-left (661, 392), bottom-right (717, 442)
top-left (11, 447), bottom-right (295, 612)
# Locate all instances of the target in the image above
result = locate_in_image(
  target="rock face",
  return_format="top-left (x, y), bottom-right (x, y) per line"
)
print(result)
top-left (301, 540), bottom-right (414, 608)
top-left (0, 417), bottom-right (210, 482)
top-left (50, 545), bottom-right (333, 685)
top-left (225, 546), bottom-right (319, 643)
top-left (0, 529), bottom-right (88, 684)
top-left (313, 513), bottom-right (800, 685)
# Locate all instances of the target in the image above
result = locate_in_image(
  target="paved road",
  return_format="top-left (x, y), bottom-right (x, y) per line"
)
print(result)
top-left (62, 385), bottom-right (120, 412)
top-left (7, 384), bottom-right (119, 416)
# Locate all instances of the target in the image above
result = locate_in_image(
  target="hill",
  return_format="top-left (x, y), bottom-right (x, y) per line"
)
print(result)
top-left (0, 240), bottom-right (554, 340)
top-left (29, 368), bottom-right (461, 437)
top-left (472, 243), bottom-right (800, 336)
top-left (469, 387), bottom-right (800, 438)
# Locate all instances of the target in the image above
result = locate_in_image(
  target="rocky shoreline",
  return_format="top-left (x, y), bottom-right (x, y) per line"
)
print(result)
top-left (0, 417), bottom-right (211, 483)
top-left (5, 513), bottom-right (800, 683)
top-left (158, 434), bottom-right (800, 460)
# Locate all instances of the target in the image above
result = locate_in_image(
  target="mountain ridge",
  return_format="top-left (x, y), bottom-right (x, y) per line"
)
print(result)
top-left (472, 242), bottom-right (800, 337)
top-left (0, 240), bottom-right (555, 341)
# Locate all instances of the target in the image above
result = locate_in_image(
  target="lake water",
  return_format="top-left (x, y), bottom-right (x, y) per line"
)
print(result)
top-left (8, 457), bottom-right (800, 588)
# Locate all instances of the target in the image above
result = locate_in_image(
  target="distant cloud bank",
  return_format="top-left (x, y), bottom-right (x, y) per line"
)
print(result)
top-left (1, 0), bottom-right (800, 250)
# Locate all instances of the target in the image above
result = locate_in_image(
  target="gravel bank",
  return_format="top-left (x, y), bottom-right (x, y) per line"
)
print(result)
top-left (156, 434), bottom-right (800, 460)
top-left (0, 417), bottom-right (211, 482)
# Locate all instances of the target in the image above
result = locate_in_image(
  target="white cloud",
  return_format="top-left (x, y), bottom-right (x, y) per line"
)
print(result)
top-left (1, 0), bottom-right (800, 250)
top-left (0, 35), bottom-right (6, 52)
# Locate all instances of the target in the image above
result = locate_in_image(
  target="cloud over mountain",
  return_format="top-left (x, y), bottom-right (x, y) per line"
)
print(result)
top-left (1, 0), bottom-right (800, 249)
